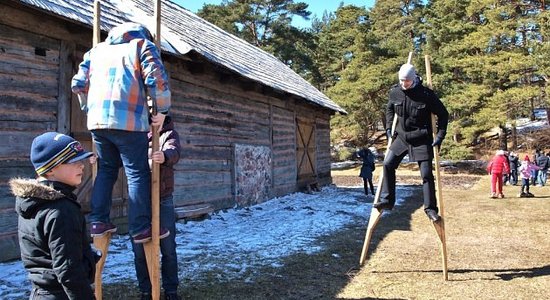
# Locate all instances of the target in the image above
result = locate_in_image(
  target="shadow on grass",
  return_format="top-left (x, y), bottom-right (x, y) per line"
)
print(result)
top-left (371, 264), bottom-right (550, 282)
top-left (359, 185), bottom-right (423, 263)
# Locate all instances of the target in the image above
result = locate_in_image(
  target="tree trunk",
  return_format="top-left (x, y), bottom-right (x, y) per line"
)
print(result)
top-left (499, 125), bottom-right (508, 150)
top-left (511, 124), bottom-right (517, 150)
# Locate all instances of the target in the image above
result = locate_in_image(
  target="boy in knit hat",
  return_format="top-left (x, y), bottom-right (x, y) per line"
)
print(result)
top-left (10, 132), bottom-right (98, 299)
top-left (375, 63), bottom-right (449, 222)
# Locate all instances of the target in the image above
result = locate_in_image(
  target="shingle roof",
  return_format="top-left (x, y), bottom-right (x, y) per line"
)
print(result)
top-left (16, 0), bottom-right (346, 114)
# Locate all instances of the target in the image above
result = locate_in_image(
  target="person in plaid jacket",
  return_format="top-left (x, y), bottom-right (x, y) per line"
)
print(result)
top-left (71, 22), bottom-right (171, 242)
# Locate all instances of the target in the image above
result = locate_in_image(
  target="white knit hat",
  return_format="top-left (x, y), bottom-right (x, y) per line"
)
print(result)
top-left (398, 63), bottom-right (416, 81)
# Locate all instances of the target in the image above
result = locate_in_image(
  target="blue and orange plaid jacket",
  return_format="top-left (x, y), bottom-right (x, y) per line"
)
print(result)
top-left (71, 22), bottom-right (171, 132)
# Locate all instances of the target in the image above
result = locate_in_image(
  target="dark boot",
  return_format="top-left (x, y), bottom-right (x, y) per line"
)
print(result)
top-left (165, 292), bottom-right (180, 300)
top-left (425, 209), bottom-right (441, 222)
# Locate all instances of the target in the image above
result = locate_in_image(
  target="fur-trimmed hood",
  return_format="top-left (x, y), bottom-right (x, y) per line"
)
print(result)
top-left (10, 178), bottom-right (76, 219)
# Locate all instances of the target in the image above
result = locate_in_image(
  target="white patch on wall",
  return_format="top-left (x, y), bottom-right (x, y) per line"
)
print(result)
top-left (234, 144), bottom-right (272, 206)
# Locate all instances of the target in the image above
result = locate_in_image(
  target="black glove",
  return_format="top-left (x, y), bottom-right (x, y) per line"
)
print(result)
top-left (432, 136), bottom-right (443, 147)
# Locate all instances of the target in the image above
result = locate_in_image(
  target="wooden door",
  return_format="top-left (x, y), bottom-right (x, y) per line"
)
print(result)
top-left (296, 118), bottom-right (316, 183)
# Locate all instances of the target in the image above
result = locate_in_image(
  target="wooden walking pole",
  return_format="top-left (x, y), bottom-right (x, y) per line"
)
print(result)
top-left (89, 2), bottom-right (114, 300)
top-left (359, 116), bottom-right (397, 265)
top-left (142, 0), bottom-right (162, 299)
top-left (359, 52), bottom-right (414, 265)
top-left (424, 54), bottom-right (449, 280)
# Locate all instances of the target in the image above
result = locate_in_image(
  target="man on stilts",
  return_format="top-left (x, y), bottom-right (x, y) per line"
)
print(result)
top-left (374, 63), bottom-right (449, 222)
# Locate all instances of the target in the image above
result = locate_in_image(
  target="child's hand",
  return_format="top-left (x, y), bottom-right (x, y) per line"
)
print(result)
top-left (89, 155), bottom-right (97, 165)
top-left (151, 151), bottom-right (165, 164)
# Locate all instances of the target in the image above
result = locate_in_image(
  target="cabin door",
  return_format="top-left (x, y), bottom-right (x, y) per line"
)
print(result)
top-left (296, 118), bottom-right (316, 186)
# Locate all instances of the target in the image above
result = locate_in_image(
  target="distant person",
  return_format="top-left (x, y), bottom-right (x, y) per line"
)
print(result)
top-left (375, 63), bottom-right (449, 222)
top-left (531, 149), bottom-right (542, 185)
top-left (10, 132), bottom-right (98, 299)
top-left (508, 152), bottom-right (519, 185)
top-left (486, 150), bottom-right (510, 198)
top-left (132, 116), bottom-right (181, 300)
top-left (356, 148), bottom-right (375, 196)
top-left (71, 22), bottom-right (171, 243)
top-left (518, 155), bottom-right (540, 197)
top-left (535, 152), bottom-right (549, 186)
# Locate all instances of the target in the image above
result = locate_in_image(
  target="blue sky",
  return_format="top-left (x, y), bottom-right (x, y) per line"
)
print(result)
top-left (173, 0), bottom-right (375, 28)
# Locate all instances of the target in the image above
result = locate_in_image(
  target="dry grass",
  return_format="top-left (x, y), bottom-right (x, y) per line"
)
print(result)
top-left (338, 176), bottom-right (549, 300)
top-left (102, 173), bottom-right (549, 299)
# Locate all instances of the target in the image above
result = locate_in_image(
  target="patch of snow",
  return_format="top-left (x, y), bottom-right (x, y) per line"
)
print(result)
top-left (0, 186), bottom-right (413, 298)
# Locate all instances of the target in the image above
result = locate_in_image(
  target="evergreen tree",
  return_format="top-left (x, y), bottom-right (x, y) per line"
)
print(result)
top-left (197, 0), bottom-right (316, 77)
top-left (328, 0), bottom-right (425, 146)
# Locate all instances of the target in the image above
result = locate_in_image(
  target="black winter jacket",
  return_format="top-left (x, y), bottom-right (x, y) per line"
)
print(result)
top-left (386, 79), bottom-right (449, 161)
top-left (10, 179), bottom-right (95, 299)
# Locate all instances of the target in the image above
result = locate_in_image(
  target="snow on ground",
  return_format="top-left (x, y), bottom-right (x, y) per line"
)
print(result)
top-left (0, 185), bottom-right (411, 298)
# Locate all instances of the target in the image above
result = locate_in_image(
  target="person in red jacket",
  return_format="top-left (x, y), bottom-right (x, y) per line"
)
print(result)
top-left (487, 149), bottom-right (511, 198)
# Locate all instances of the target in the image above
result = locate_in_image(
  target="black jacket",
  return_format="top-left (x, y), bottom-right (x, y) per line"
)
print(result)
top-left (386, 79), bottom-right (449, 161)
top-left (10, 179), bottom-right (95, 299)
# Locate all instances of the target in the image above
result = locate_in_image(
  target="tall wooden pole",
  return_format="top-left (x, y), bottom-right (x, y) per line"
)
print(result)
top-left (90, 2), bottom-right (113, 300)
top-left (424, 55), bottom-right (449, 280)
top-left (359, 53), bottom-right (413, 265)
top-left (143, 0), bottom-right (162, 299)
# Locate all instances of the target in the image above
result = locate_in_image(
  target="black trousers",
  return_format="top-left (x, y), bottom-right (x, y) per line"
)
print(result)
top-left (363, 177), bottom-right (375, 195)
top-left (380, 149), bottom-right (438, 212)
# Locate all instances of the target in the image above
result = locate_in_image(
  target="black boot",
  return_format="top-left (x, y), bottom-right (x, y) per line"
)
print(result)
top-left (165, 292), bottom-right (180, 300)
top-left (425, 209), bottom-right (441, 222)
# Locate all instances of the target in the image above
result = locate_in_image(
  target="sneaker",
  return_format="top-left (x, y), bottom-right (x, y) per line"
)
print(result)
top-left (497, 193), bottom-right (504, 199)
top-left (165, 292), bottom-right (180, 300)
top-left (519, 192), bottom-right (527, 198)
top-left (526, 192), bottom-right (535, 198)
top-left (425, 209), bottom-right (441, 222)
top-left (490, 193), bottom-right (497, 199)
top-left (90, 222), bottom-right (117, 237)
top-left (373, 200), bottom-right (393, 210)
top-left (132, 227), bottom-right (170, 244)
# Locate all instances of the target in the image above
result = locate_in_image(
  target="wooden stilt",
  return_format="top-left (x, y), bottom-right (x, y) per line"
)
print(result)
top-left (425, 55), bottom-right (449, 281)
top-left (93, 233), bottom-right (111, 300)
top-left (89, 2), bottom-right (114, 300)
top-left (359, 116), bottom-right (397, 265)
top-left (359, 52), bottom-right (413, 265)
top-left (142, 1), bottom-right (162, 299)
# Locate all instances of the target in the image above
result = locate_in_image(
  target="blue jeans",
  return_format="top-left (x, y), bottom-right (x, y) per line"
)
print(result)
top-left (537, 169), bottom-right (547, 186)
top-left (89, 130), bottom-right (151, 236)
top-left (131, 195), bottom-right (179, 294)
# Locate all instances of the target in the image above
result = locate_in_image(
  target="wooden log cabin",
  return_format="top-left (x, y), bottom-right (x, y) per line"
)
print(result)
top-left (0, 0), bottom-right (346, 262)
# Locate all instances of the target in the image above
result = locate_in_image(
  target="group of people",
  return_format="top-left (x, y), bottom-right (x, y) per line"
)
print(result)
top-left (487, 148), bottom-right (550, 199)
top-left (10, 22), bottom-right (181, 300)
